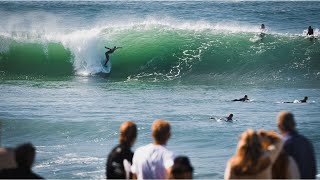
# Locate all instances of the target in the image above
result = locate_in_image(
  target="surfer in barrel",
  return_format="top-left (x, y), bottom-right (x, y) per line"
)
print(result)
top-left (104, 46), bottom-right (122, 66)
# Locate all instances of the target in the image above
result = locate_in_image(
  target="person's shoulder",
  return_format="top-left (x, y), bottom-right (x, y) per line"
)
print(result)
top-left (135, 143), bottom-right (153, 153)
top-left (298, 134), bottom-right (314, 147)
top-left (294, 132), bottom-right (311, 142)
top-left (287, 132), bottom-right (313, 147)
top-left (30, 172), bottom-right (44, 179)
top-left (108, 144), bottom-right (128, 159)
top-left (110, 144), bottom-right (122, 153)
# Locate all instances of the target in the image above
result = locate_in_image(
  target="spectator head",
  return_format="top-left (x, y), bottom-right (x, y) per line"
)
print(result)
top-left (15, 143), bottom-right (36, 169)
top-left (119, 121), bottom-right (137, 147)
top-left (236, 129), bottom-right (262, 160)
top-left (152, 119), bottom-right (171, 145)
top-left (277, 112), bottom-right (296, 133)
top-left (169, 156), bottom-right (193, 179)
top-left (231, 129), bottom-right (270, 176)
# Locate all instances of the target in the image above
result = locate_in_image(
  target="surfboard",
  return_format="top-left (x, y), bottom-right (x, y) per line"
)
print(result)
top-left (250, 35), bottom-right (263, 43)
top-left (101, 60), bottom-right (112, 74)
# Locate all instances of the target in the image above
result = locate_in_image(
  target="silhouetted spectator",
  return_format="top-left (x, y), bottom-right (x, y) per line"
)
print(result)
top-left (277, 112), bottom-right (317, 179)
top-left (0, 143), bottom-right (43, 179)
top-left (106, 121), bottom-right (137, 179)
top-left (169, 156), bottom-right (193, 179)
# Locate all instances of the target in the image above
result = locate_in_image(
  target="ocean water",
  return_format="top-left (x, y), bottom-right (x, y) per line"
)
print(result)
top-left (0, 1), bottom-right (320, 179)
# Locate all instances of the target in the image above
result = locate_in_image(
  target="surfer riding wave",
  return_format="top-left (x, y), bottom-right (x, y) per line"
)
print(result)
top-left (104, 46), bottom-right (122, 66)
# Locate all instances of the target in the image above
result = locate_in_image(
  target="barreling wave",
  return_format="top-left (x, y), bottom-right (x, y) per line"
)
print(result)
top-left (0, 19), bottom-right (319, 84)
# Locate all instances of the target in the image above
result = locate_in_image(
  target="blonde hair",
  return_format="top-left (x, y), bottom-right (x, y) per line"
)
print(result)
top-left (231, 129), bottom-right (270, 176)
top-left (259, 130), bottom-right (289, 179)
top-left (119, 121), bottom-right (137, 146)
top-left (152, 119), bottom-right (171, 145)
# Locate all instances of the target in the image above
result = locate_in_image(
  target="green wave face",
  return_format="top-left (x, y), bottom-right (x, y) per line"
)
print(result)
top-left (0, 41), bottom-right (73, 76)
top-left (1, 25), bottom-right (320, 84)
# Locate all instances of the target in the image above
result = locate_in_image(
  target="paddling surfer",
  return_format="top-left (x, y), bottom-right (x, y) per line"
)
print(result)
top-left (232, 95), bottom-right (249, 102)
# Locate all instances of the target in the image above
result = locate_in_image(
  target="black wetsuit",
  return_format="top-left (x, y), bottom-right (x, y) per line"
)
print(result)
top-left (0, 167), bottom-right (43, 179)
top-left (300, 99), bottom-right (307, 103)
top-left (232, 97), bottom-right (248, 102)
top-left (307, 28), bottom-right (314, 36)
top-left (106, 144), bottom-right (134, 179)
top-left (105, 48), bottom-right (117, 66)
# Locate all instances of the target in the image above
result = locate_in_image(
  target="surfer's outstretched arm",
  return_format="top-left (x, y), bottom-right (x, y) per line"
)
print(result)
top-left (105, 46), bottom-right (111, 50)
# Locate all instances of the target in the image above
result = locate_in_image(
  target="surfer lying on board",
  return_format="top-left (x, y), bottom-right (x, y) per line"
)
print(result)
top-left (104, 46), bottom-right (122, 66)
top-left (209, 114), bottom-right (233, 122)
top-left (232, 95), bottom-right (249, 102)
top-left (284, 96), bottom-right (308, 103)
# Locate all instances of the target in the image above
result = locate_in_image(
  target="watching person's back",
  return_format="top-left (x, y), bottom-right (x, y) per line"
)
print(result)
top-left (131, 119), bottom-right (175, 179)
top-left (0, 143), bottom-right (43, 179)
top-left (277, 112), bottom-right (317, 179)
top-left (106, 144), bottom-right (134, 179)
top-left (132, 143), bottom-right (174, 179)
top-left (0, 167), bottom-right (42, 179)
top-left (283, 130), bottom-right (316, 179)
top-left (106, 121), bottom-right (137, 179)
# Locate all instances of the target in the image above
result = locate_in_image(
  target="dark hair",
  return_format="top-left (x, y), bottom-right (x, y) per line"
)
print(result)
top-left (170, 156), bottom-right (193, 179)
top-left (15, 143), bottom-right (36, 168)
